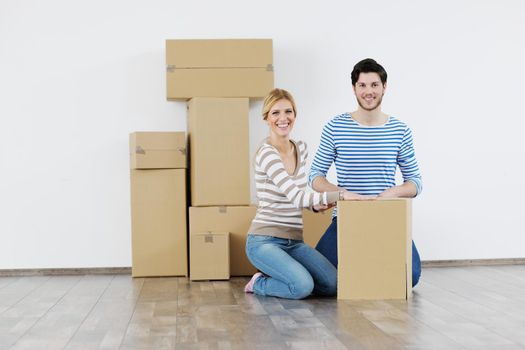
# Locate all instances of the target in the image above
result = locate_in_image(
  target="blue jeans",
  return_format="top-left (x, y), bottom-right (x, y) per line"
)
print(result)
top-left (245, 234), bottom-right (337, 299)
top-left (315, 217), bottom-right (422, 287)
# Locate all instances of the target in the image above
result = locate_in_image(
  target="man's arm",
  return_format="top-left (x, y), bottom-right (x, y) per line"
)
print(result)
top-left (379, 126), bottom-right (422, 198)
top-left (309, 121), bottom-right (376, 201)
top-left (313, 175), bottom-right (376, 200)
top-left (312, 176), bottom-right (343, 192)
top-left (378, 181), bottom-right (417, 198)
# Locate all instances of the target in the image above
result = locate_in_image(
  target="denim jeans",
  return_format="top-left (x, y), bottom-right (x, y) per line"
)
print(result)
top-left (245, 234), bottom-right (337, 299)
top-left (315, 217), bottom-right (422, 287)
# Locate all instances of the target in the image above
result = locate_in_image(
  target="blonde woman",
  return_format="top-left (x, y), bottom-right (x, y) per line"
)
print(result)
top-left (244, 88), bottom-right (364, 299)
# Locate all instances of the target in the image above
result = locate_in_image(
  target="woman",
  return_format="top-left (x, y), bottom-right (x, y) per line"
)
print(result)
top-left (244, 88), bottom-right (354, 299)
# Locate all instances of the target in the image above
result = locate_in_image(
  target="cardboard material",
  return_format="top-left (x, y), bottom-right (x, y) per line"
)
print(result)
top-left (130, 132), bottom-right (186, 169)
top-left (166, 39), bottom-right (274, 100)
top-left (190, 232), bottom-right (230, 281)
top-left (337, 199), bottom-right (412, 300)
top-left (187, 98), bottom-right (250, 206)
top-left (189, 206), bottom-right (257, 276)
top-left (130, 169), bottom-right (187, 277)
top-left (302, 208), bottom-right (333, 247)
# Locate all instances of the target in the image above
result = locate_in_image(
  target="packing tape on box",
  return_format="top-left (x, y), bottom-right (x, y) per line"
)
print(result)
top-left (204, 233), bottom-right (214, 243)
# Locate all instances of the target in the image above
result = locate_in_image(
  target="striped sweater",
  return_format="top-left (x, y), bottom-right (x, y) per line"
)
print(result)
top-left (309, 113), bottom-right (422, 212)
top-left (248, 140), bottom-right (339, 240)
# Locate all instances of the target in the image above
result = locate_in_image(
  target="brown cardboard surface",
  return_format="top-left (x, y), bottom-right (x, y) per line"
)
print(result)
top-left (190, 232), bottom-right (230, 281)
top-left (130, 169), bottom-right (187, 277)
top-left (166, 39), bottom-right (273, 99)
top-left (302, 208), bottom-right (333, 247)
top-left (337, 199), bottom-right (412, 300)
top-left (189, 206), bottom-right (256, 276)
top-left (130, 132), bottom-right (186, 169)
top-left (187, 98), bottom-right (250, 206)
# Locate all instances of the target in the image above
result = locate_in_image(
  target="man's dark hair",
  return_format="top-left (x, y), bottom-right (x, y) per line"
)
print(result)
top-left (351, 58), bottom-right (387, 86)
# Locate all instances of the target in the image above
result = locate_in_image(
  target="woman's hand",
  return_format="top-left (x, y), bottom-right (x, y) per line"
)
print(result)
top-left (313, 204), bottom-right (332, 212)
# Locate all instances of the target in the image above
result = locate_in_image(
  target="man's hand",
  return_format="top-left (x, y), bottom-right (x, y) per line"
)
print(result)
top-left (377, 187), bottom-right (400, 198)
top-left (378, 182), bottom-right (417, 198)
top-left (342, 191), bottom-right (377, 201)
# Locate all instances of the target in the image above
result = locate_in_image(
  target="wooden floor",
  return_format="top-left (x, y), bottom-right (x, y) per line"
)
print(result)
top-left (1, 265), bottom-right (525, 350)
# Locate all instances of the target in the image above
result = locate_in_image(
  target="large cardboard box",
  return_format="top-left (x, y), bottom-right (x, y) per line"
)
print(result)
top-left (130, 169), bottom-right (187, 277)
top-left (166, 39), bottom-right (274, 100)
top-left (188, 98), bottom-right (250, 206)
top-left (190, 232), bottom-right (230, 281)
top-left (337, 199), bottom-right (412, 300)
top-left (130, 132), bottom-right (186, 169)
top-left (302, 208), bottom-right (333, 247)
top-left (189, 206), bottom-right (256, 276)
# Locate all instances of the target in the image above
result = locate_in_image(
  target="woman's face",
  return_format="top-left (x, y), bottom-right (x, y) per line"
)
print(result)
top-left (266, 98), bottom-right (295, 138)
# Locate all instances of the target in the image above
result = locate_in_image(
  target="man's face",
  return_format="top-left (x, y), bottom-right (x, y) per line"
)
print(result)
top-left (353, 72), bottom-right (386, 111)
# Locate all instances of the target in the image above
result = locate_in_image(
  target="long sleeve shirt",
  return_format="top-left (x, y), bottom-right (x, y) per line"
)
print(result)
top-left (309, 113), bottom-right (423, 208)
top-left (248, 140), bottom-right (339, 240)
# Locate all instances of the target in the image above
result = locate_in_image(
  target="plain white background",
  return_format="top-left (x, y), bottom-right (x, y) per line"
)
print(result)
top-left (1, 0), bottom-right (524, 269)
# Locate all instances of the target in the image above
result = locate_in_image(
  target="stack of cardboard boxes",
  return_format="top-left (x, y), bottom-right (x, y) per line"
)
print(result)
top-left (175, 39), bottom-right (274, 280)
top-left (130, 39), bottom-right (274, 280)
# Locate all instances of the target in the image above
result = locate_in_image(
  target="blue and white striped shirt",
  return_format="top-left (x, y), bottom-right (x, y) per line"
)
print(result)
top-left (309, 113), bottom-right (422, 201)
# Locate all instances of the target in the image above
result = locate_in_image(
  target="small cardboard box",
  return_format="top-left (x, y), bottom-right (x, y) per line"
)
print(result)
top-left (130, 132), bottom-right (186, 169)
top-left (189, 206), bottom-right (257, 276)
top-left (302, 208), bottom-right (333, 247)
top-left (166, 39), bottom-right (274, 100)
top-left (337, 199), bottom-right (412, 300)
top-left (187, 97), bottom-right (250, 206)
top-left (130, 169), bottom-right (187, 277)
top-left (190, 232), bottom-right (230, 281)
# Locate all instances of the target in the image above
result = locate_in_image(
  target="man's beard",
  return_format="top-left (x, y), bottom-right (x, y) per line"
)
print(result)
top-left (357, 94), bottom-right (383, 111)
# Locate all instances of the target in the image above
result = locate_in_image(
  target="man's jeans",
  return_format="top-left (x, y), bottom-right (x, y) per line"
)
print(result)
top-left (315, 217), bottom-right (422, 287)
top-left (246, 234), bottom-right (337, 299)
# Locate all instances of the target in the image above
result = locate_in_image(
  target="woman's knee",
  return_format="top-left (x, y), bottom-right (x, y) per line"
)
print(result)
top-left (288, 275), bottom-right (314, 299)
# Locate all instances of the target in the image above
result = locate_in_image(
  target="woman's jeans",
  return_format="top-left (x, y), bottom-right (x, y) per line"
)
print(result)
top-left (245, 234), bottom-right (337, 299)
top-left (315, 217), bottom-right (422, 287)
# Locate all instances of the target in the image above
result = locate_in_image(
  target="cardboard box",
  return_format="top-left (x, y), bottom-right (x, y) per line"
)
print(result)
top-left (188, 98), bottom-right (250, 206)
top-left (130, 169), bottom-right (187, 277)
top-left (189, 206), bottom-right (256, 276)
top-left (190, 232), bottom-right (230, 281)
top-left (302, 208), bottom-right (333, 247)
top-left (130, 132), bottom-right (186, 169)
top-left (166, 39), bottom-right (274, 100)
top-left (337, 199), bottom-right (412, 300)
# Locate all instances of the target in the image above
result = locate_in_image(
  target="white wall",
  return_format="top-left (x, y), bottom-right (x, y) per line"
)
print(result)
top-left (1, 0), bottom-right (524, 269)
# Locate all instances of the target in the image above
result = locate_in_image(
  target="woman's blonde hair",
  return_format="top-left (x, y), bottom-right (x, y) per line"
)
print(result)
top-left (262, 88), bottom-right (297, 120)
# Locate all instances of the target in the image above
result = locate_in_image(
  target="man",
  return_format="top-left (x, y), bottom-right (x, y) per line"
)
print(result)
top-left (309, 58), bottom-right (423, 286)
